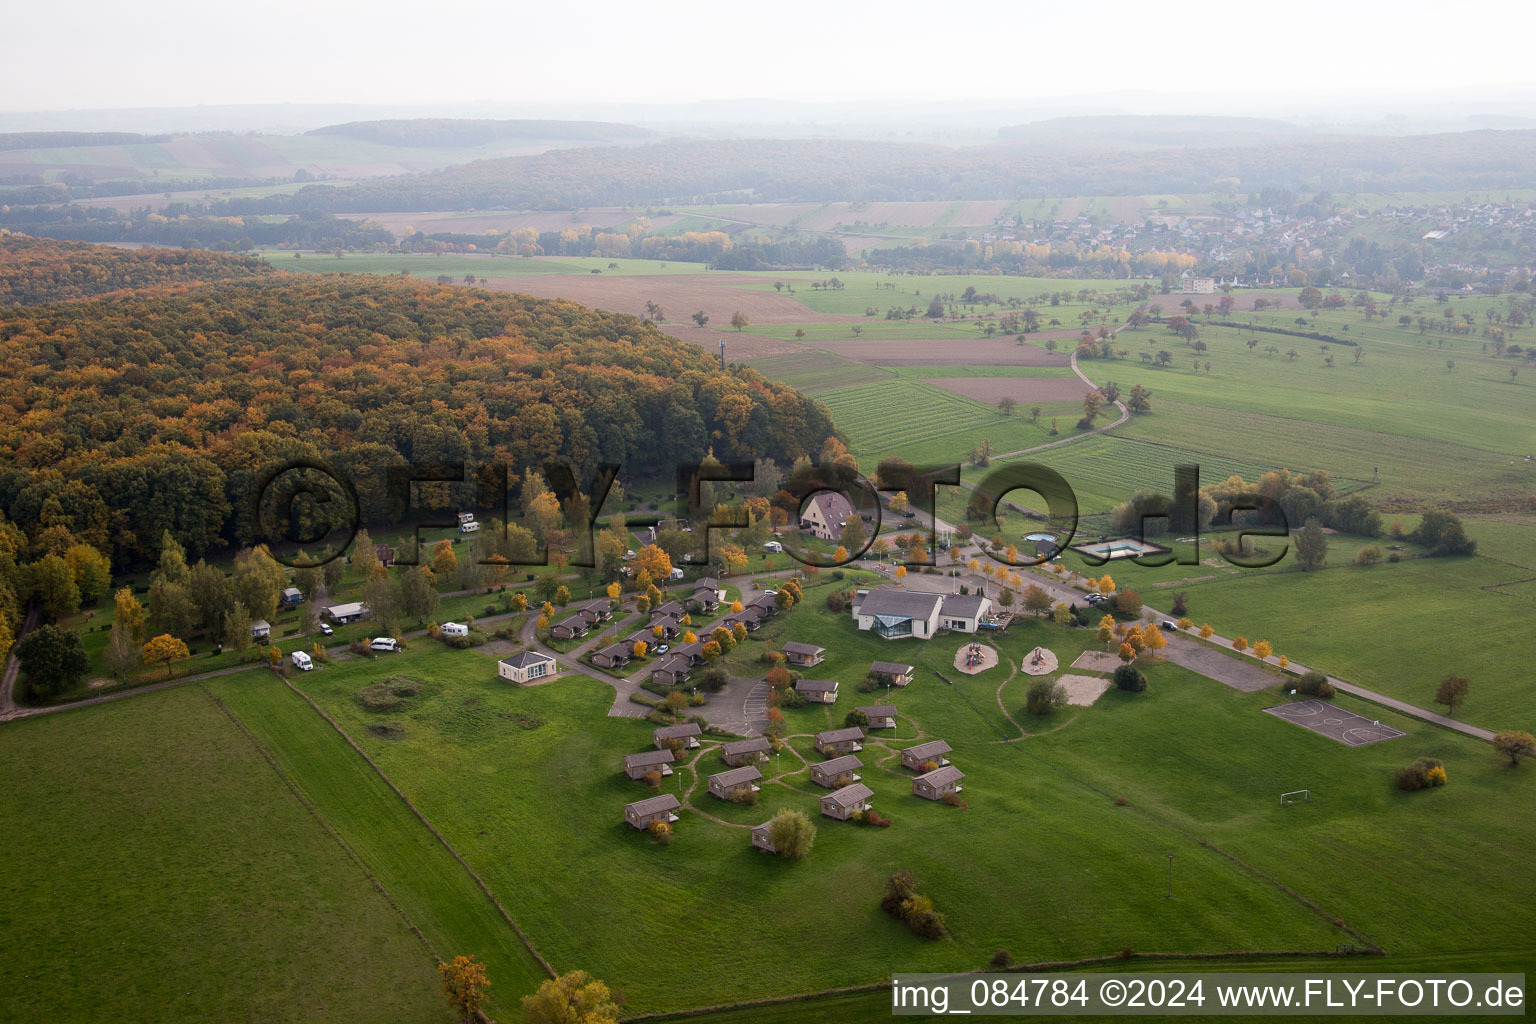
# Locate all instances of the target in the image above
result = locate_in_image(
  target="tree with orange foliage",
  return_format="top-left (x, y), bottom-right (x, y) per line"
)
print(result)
top-left (142, 634), bottom-right (190, 677)
top-left (439, 955), bottom-right (490, 1023)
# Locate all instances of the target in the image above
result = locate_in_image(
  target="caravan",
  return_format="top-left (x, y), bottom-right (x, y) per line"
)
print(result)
top-left (440, 622), bottom-right (469, 638)
top-left (290, 650), bottom-right (314, 672)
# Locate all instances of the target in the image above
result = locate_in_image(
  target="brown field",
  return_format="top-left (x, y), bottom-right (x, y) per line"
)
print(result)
top-left (922, 375), bottom-right (1091, 404)
top-left (952, 199), bottom-right (1012, 224)
top-left (336, 208), bottom-right (678, 235)
top-left (800, 201), bottom-right (956, 230)
top-left (703, 203), bottom-right (828, 228)
top-left (808, 337), bottom-right (1073, 366)
top-left (479, 272), bottom-right (861, 327)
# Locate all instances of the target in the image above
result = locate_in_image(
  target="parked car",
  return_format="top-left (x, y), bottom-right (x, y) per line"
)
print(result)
top-left (900, 509), bottom-right (916, 518)
top-left (654, 643), bottom-right (669, 654)
top-left (369, 637), bottom-right (400, 653)
top-left (1085, 593), bottom-right (1107, 605)
top-left (1160, 619), bottom-right (1180, 631)
top-left (319, 623), bottom-right (334, 637)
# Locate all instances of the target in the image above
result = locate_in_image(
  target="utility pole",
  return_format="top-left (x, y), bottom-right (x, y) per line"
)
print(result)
top-left (719, 337), bottom-right (726, 370)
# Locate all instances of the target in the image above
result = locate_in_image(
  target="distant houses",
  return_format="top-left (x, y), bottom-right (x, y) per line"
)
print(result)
top-left (653, 722), bottom-right (702, 750)
top-left (497, 650), bottom-right (556, 684)
top-left (650, 655), bottom-right (693, 689)
top-left (251, 619), bottom-right (271, 642)
top-left (721, 737), bottom-right (771, 766)
top-left (750, 821), bottom-right (779, 853)
top-left (625, 794), bottom-right (680, 830)
top-left (820, 782), bottom-right (874, 820)
top-left (624, 749), bottom-right (676, 780)
top-left (901, 739), bottom-right (952, 771)
top-left (913, 765), bottom-right (965, 801)
top-left (550, 615), bottom-right (590, 641)
top-left (810, 754), bottom-right (863, 789)
top-left (279, 587), bottom-right (304, 607)
top-left (707, 765), bottom-right (763, 800)
top-left (782, 641), bottom-right (825, 667)
top-left (815, 726), bottom-right (865, 756)
top-left (794, 678), bottom-right (839, 704)
top-left (857, 704), bottom-right (898, 729)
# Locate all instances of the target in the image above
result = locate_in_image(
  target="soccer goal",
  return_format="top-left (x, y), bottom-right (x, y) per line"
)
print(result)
top-left (1280, 789), bottom-right (1310, 806)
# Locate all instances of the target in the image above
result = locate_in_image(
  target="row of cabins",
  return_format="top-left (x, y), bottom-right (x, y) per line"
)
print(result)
top-left (626, 730), bottom-right (965, 835)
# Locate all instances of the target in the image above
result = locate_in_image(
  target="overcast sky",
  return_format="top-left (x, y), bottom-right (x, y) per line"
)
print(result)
top-left (5, 0), bottom-right (1536, 114)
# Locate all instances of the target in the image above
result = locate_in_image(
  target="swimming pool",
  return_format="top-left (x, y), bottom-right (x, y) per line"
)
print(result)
top-left (1072, 538), bottom-right (1169, 560)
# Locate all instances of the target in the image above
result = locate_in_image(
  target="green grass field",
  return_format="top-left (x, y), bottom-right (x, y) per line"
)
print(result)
top-left (0, 685), bottom-right (449, 1024)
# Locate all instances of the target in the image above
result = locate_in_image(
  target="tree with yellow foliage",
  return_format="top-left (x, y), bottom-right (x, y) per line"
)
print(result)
top-left (114, 586), bottom-right (147, 644)
top-left (682, 630), bottom-right (698, 644)
top-left (1176, 617), bottom-right (1192, 631)
top-left (1097, 575), bottom-right (1115, 594)
top-left (632, 640), bottom-right (648, 659)
top-left (1097, 615), bottom-right (1115, 647)
top-left (633, 544), bottom-right (673, 585)
top-left (1118, 642), bottom-right (1136, 663)
top-left (728, 600), bottom-right (743, 613)
top-left (1252, 640), bottom-right (1273, 660)
top-left (431, 539), bottom-right (458, 577)
top-left (522, 970), bottom-right (620, 1024)
top-left (894, 566), bottom-right (907, 581)
top-left (142, 634), bottom-right (189, 677)
top-left (1232, 636), bottom-right (1249, 652)
top-left (1277, 655), bottom-right (1289, 670)
top-left (605, 581), bottom-right (620, 600)
top-left (1198, 623), bottom-right (1214, 639)
top-left (510, 592), bottom-right (528, 612)
top-left (720, 542), bottom-right (748, 576)
top-left (440, 954), bottom-right (491, 1023)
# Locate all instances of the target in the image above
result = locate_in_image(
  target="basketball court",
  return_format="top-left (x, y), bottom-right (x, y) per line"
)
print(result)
top-left (1262, 699), bottom-right (1406, 747)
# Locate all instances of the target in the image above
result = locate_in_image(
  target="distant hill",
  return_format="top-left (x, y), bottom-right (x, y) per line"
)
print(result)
top-left (997, 115), bottom-right (1309, 151)
top-left (308, 118), bottom-right (657, 148)
top-left (217, 129), bottom-right (1536, 213)
top-left (0, 234), bottom-right (275, 306)
top-left (0, 131), bottom-right (173, 151)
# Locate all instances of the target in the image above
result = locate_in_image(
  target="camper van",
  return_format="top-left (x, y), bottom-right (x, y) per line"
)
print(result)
top-left (459, 519), bottom-right (480, 534)
top-left (763, 541), bottom-right (783, 553)
top-left (369, 637), bottom-right (400, 653)
top-left (440, 622), bottom-right (469, 638)
top-left (290, 650), bottom-right (314, 671)
top-left (457, 511), bottom-right (475, 524)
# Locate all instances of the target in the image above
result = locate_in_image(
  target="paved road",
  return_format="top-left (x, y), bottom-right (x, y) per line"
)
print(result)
top-left (0, 602), bottom-right (41, 718)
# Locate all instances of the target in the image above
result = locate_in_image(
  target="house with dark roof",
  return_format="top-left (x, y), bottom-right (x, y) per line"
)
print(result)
top-left (795, 678), bottom-right (839, 704)
top-left (743, 592), bottom-right (779, 617)
top-left (869, 660), bottom-right (915, 687)
top-left (694, 577), bottom-right (726, 602)
top-left (901, 739), bottom-right (952, 771)
top-left (625, 793), bottom-right (680, 829)
top-left (590, 642), bottom-right (633, 669)
top-left (810, 754), bottom-right (863, 788)
top-left (782, 641), bottom-right (825, 667)
top-left (280, 587), bottom-right (304, 607)
top-left (572, 599), bottom-right (614, 625)
top-left (720, 607), bottom-right (766, 632)
top-left (850, 590), bottom-right (943, 639)
top-left (913, 765), bottom-right (966, 801)
top-left (799, 491), bottom-right (857, 542)
top-left (650, 655), bottom-right (693, 689)
top-left (721, 737), bottom-right (771, 766)
top-left (750, 820), bottom-right (779, 853)
top-left (497, 650), bottom-right (556, 683)
top-left (688, 587), bottom-right (721, 613)
top-left (323, 602), bottom-right (368, 624)
top-left (653, 722), bottom-right (702, 750)
top-left (820, 782), bottom-right (874, 820)
top-left (857, 704), bottom-right (898, 729)
top-left (939, 593), bottom-right (992, 633)
top-left (550, 615), bottom-right (590, 640)
top-left (624, 749), bottom-right (676, 780)
top-left (815, 726), bottom-right (865, 756)
top-left (707, 765), bottom-right (763, 800)
top-left (651, 600), bottom-right (685, 620)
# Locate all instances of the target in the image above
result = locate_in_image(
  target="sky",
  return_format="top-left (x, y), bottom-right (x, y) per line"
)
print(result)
top-left (5, 0), bottom-right (1536, 115)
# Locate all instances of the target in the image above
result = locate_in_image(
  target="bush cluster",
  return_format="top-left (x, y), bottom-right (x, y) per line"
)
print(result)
top-left (1296, 670), bottom-right (1336, 699)
top-left (1395, 757), bottom-right (1448, 792)
top-left (1113, 664), bottom-right (1148, 692)
top-left (881, 871), bottom-right (947, 939)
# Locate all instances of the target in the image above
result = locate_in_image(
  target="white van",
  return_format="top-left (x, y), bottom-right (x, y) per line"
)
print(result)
top-left (763, 541), bottom-right (783, 553)
top-left (369, 637), bottom-right (400, 653)
top-left (459, 520), bottom-right (480, 534)
top-left (290, 650), bottom-right (314, 671)
top-left (441, 622), bottom-right (469, 638)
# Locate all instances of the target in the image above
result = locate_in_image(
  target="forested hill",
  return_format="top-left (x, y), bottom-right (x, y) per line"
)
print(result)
top-left (221, 130), bottom-right (1536, 213)
top-left (0, 235), bottom-right (276, 306)
top-left (0, 274), bottom-right (835, 565)
top-left (308, 117), bottom-right (657, 147)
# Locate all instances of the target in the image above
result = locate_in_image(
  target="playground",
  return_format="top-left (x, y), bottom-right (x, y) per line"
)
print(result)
top-left (954, 640), bottom-right (999, 675)
top-left (1020, 646), bottom-right (1059, 675)
top-left (1262, 700), bottom-right (1407, 747)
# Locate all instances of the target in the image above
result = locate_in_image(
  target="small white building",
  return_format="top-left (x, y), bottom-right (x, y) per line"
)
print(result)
top-left (498, 650), bottom-right (556, 684)
top-left (251, 620), bottom-right (271, 642)
top-left (440, 622), bottom-right (469, 638)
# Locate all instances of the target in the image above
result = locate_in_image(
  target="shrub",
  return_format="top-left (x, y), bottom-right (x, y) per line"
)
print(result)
top-left (990, 949), bottom-right (1012, 968)
top-left (844, 708), bottom-right (869, 729)
top-left (1111, 588), bottom-right (1143, 617)
top-left (1394, 765), bottom-right (1426, 791)
top-left (939, 792), bottom-right (967, 808)
top-left (1355, 546), bottom-right (1383, 566)
top-left (1113, 664), bottom-right (1148, 692)
top-left (646, 819), bottom-right (674, 845)
top-left (642, 769), bottom-right (662, 789)
top-left (1115, 796), bottom-right (1128, 806)
top-left (766, 808), bottom-right (816, 859)
top-left (1026, 679), bottom-right (1066, 715)
top-left (1396, 757), bottom-right (1447, 791)
top-left (1296, 670), bottom-right (1329, 695)
top-left (1170, 591), bottom-right (1189, 617)
top-left (728, 786), bottom-right (759, 805)
top-left (881, 872), bottom-right (916, 917)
